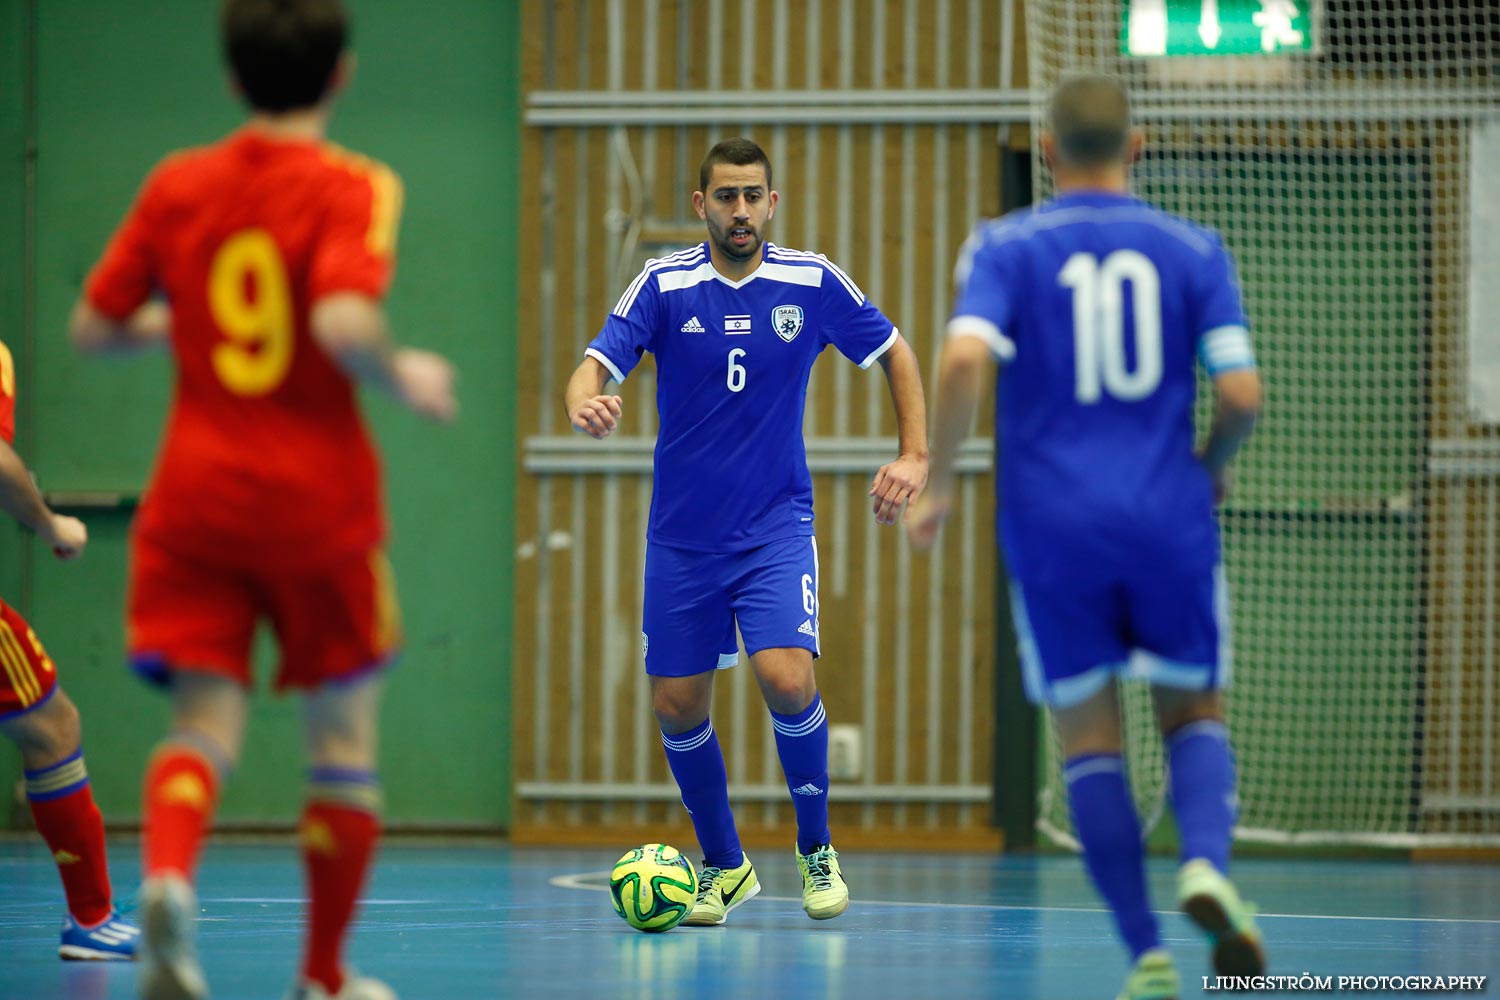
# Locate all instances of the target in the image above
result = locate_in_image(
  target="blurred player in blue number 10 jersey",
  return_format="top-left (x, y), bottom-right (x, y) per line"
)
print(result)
top-left (907, 74), bottom-right (1266, 1000)
top-left (564, 138), bottom-right (928, 927)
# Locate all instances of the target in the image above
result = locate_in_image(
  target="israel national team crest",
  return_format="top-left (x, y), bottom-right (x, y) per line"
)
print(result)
top-left (772, 304), bottom-right (804, 343)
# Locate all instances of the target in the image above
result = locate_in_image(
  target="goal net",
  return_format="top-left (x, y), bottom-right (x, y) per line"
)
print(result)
top-left (1028, 0), bottom-right (1500, 848)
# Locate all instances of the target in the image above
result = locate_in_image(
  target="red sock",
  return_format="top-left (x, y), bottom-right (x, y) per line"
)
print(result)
top-left (141, 745), bottom-right (221, 881)
top-left (25, 753), bottom-right (112, 926)
top-left (300, 800), bottom-right (380, 994)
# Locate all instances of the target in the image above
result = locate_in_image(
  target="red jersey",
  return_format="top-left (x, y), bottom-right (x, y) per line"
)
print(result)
top-left (86, 130), bottom-right (403, 571)
top-left (0, 339), bottom-right (15, 446)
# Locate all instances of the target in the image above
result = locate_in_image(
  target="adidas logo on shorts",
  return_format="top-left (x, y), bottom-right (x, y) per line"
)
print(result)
top-left (798, 619), bottom-right (817, 637)
top-left (680, 315), bottom-right (706, 333)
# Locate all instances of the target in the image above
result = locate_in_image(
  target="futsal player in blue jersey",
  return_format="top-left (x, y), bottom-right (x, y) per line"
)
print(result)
top-left (564, 137), bottom-right (928, 925)
top-left (907, 75), bottom-right (1265, 1000)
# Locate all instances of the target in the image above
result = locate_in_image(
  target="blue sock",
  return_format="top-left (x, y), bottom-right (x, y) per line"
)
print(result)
top-left (1167, 719), bottom-right (1237, 872)
top-left (661, 719), bottom-right (742, 869)
top-left (1065, 753), bottom-right (1160, 960)
top-left (770, 692), bottom-right (830, 854)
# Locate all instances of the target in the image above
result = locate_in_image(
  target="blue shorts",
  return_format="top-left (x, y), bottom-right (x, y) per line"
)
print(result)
top-left (1009, 561), bottom-right (1230, 708)
top-left (643, 535), bottom-right (821, 677)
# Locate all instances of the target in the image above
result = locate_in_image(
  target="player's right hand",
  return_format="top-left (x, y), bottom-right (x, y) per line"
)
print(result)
top-left (394, 348), bottom-right (458, 423)
top-left (904, 489), bottom-right (954, 552)
top-left (1197, 450), bottom-right (1232, 503)
top-left (570, 395), bottom-right (623, 439)
top-left (44, 514), bottom-right (87, 561)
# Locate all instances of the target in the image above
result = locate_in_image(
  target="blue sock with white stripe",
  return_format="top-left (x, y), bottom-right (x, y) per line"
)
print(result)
top-left (770, 692), bottom-right (830, 854)
top-left (661, 719), bottom-right (742, 869)
top-left (1167, 719), bottom-right (1237, 872)
top-left (1065, 753), bottom-right (1160, 960)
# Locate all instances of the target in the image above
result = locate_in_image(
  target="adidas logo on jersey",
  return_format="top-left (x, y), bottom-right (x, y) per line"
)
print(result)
top-left (798, 619), bottom-right (817, 637)
top-left (792, 782), bottom-right (824, 796)
top-left (680, 315), bottom-right (706, 333)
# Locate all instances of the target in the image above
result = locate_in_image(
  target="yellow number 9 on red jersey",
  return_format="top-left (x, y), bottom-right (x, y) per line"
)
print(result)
top-left (208, 228), bottom-right (294, 396)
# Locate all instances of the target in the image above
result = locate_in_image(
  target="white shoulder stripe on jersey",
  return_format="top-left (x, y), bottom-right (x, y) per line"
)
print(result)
top-left (584, 347), bottom-right (627, 384)
top-left (755, 262), bottom-right (824, 288)
top-left (612, 246), bottom-right (706, 318)
top-left (947, 315), bottom-right (1016, 361)
top-left (767, 247), bottom-right (863, 302)
top-left (985, 206), bottom-right (1216, 257)
top-left (766, 247), bottom-right (865, 303)
top-left (651, 259), bottom-right (825, 293)
top-left (615, 245), bottom-right (702, 311)
top-left (952, 229), bottom-right (985, 292)
top-left (656, 262), bottom-right (719, 294)
top-left (613, 246), bottom-right (704, 316)
top-left (1198, 324), bottom-right (1256, 375)
top-left (857, 327), bottom-right (900, 369)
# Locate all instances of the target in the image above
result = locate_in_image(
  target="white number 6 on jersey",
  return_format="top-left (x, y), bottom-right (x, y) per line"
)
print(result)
top-left (726, 348), bottom-right (747, 392)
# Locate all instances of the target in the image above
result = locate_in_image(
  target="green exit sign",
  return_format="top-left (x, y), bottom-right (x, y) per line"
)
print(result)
top-left (1123, 0), bottom-right (1316, 57)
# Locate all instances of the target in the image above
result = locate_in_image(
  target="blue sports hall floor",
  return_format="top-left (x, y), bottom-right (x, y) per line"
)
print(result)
top-left (0, 840), bottom-right (1496, 999)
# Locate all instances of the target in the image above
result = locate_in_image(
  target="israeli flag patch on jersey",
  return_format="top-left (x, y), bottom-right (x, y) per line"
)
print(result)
top-left (773, 304), bottom-right (804, 342)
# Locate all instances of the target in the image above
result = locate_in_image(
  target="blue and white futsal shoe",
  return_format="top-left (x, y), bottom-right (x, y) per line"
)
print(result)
top-left (59, 909), bottom-right (141, 960)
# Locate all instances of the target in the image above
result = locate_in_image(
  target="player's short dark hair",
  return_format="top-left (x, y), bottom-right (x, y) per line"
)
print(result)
top-left (699, 138), bottom-right (773, 193)
top-left (221, 0), bottom-right (349, 112)
top-left (1047, 73), bottom-right (1132, 167)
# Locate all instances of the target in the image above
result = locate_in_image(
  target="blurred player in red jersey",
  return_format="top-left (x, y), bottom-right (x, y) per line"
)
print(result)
top-left (70, 2), bottom-right (455, 998)
top-left (0, 339), bottom-right (141, 962)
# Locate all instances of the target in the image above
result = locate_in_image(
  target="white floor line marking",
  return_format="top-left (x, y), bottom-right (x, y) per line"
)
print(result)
top-left (196, 898), bottom-right (436, 905)
top-left (549, 871), bottom-right (1500, 925)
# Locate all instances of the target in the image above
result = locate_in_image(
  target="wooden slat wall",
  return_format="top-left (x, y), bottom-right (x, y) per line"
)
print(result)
top-left (514, 0), bottom-right (1017, 847)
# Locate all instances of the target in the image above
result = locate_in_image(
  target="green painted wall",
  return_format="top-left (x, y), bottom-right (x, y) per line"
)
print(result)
top-left (0, 0), bottom-right (28, 810)
top-left (2, 0), bottom-right (517, 829)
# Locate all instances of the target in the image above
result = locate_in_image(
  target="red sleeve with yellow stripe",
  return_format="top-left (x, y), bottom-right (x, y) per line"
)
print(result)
top-left (310, 149), bottom-right (403, 302)
top-left (0, 340), bottom-right (16, 446)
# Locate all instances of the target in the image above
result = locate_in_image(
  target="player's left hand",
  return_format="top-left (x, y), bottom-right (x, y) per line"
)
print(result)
top-left (870, 453), bottom-right (928, 526)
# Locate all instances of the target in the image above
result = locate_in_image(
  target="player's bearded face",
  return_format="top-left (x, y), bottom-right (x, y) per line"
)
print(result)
top-left (702, 164), bottom-right (774, 263)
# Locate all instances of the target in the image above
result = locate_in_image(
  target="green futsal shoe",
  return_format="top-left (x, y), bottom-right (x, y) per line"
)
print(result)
top-left (1116, 948), bottom-right (1179, 1000)
top-left (680, 853), bottom-right (760, 926)
top-left (795, 843), bottom-right (849, 920)
top-left (1178, 858), bottom-right (1266, 977)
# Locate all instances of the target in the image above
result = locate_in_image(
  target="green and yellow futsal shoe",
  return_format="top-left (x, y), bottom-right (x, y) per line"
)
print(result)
top-left (795, 843), bottom-right (849, 920)
top-left (284, 970), bottom-right (398, 1000)
top-left (1177, 858), bottom-right (1266, 977)
top-left (1116, 948), bottom-right (1179, 1000)
top-left (680, 853), bottom-right (760, 926)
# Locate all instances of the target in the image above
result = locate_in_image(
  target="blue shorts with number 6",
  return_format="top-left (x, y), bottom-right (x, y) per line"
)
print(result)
top-left (643, 535), bottom-right (821, 677)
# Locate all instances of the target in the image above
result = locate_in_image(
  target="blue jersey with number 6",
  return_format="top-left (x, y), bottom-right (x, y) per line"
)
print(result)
top-left (586, 241), bottom-right (898, 552)
top-left (951, 191), bottom-right (1257, 579)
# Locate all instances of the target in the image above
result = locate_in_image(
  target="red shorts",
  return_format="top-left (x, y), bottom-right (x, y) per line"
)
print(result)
top-left (0, 599), bottom-right (60, 720)
top-left (127, 535), bottom-right (402, 691)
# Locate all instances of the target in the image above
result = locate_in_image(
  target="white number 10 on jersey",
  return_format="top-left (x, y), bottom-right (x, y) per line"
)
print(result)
top-left (1059, 249), bottom-right (1162, 404)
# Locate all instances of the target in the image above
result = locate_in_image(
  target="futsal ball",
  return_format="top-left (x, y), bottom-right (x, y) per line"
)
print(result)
top-left (609, 843), bottom-right (697, 932)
